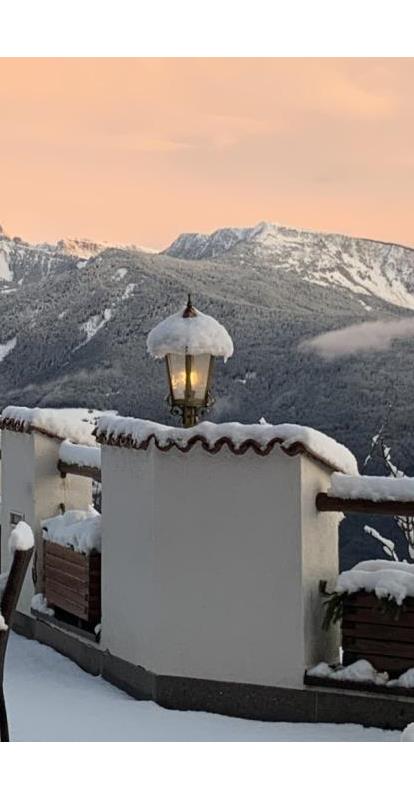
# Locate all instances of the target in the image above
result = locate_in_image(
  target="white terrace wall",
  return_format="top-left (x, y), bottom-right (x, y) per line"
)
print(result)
top-left (101, 442), bottom-right (341, 689)
top-left (1, 429), bottom-right (92, 614)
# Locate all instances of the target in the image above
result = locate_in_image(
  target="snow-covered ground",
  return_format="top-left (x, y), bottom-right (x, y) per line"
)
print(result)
top-left (5, 634), bottom-right (400, 741)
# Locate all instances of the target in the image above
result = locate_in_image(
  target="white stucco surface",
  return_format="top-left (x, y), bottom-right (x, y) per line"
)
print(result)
top-left (1, 420), bottom-right (341, 690)
top-left (101, 442), bottom-right (339, 689)
top-left (1, 429), bottom-right (92, 612)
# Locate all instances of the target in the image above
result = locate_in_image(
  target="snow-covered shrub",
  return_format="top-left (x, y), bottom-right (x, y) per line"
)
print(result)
top-left (362, 422), bottom-right (414, 562)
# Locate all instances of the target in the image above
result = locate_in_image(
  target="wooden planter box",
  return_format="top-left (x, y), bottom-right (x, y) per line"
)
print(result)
top-left (342, 591), bottom-right (414, 677)
top-left (44, 541), bottom-right (101, 626)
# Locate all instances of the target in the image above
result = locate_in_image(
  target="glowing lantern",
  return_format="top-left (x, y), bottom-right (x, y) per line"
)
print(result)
top-left (147, 295), bottom-right (233, 427)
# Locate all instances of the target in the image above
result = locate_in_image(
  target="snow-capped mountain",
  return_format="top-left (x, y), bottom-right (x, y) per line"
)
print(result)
top-left (165, 221), bottom-right (414, 310)
top-left (52, 237), bottom-right (157, 259)
top-left (0, 225), bottom-right (156, 285)
top-left (164, 226), bottom-right (257, 260)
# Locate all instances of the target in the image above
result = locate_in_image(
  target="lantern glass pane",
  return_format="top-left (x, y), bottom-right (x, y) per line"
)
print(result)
top-left (190, 353), bottom-right (211, 400)
top-left (167, 352), bottom-right (211, 403)
top-left (167, 353), bottom-right (186, 401)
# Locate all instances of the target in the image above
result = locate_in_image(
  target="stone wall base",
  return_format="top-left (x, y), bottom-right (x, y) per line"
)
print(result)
top-left (13, 612), bottom-right (414, 732)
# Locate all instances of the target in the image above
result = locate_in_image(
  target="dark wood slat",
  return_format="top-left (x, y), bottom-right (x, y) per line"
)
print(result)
top-left (45, 562), bottom-right (100, 589)
top-left (45, 552), bottom-right (87, 579)
top-left (342, 635), bottom-right (414, 659)
top-left (45, 577), bottom-right (100, 602)
top-left (343, 594), bottom-right (381, 609)
top-left (57, 459), bottom-right (101, 483)
top-left (45, 566), bottom-right (88, 591)
top-left (45, 541), bottom-right (88, 565)
top-left (44, 541), bottom-right (101, 625)
top-left (45, 579), bottom-right (88, 605)
top-left (45, 554), bottom-right (101, 580)
top-left (343, 592), bottom-right (414, 610)
top-left (343, 608), bottom-right (414, 628)
top-left (342, 621), bottom-right (414, 644)
top-left (316, 492), bottom-right (414, 516)
top-left (45, 584), bottom-right (101, 614)
top-left (46, 589), bottom-right (88, 619)
top-left (343, 650), bottom-right (414, 675)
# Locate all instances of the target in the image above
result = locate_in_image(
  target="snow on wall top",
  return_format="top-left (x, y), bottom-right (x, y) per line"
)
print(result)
top-left (59, 439), bottom-right (101, 470)
top-left (147, 303), bottom-right (234, 361)
top-left (0, 406), bottom-right (105, 446)
top-left (336, 560), bottom-right (414, 605)
top-left (328, 472), bottom-right (414, 502)
top-left (95, 416), bottom-right (358, 475)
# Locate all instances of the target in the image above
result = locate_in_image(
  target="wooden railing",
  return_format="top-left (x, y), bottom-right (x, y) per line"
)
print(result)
top-left (316, 492), bottom-right (414, 516)
top-left (57, 459), bottom-right (101, 483)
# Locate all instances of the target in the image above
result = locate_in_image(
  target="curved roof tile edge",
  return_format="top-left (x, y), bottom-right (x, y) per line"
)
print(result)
top-left (94, 430), bottom-right (336, 472)
top-left (0, 417), bottom-right (64, 441)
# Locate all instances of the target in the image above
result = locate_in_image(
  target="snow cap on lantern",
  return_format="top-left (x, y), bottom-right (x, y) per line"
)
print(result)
top-left (146, 295), bottom-right (233, 427)
top-left (146, 295), bottom-right (233, 361)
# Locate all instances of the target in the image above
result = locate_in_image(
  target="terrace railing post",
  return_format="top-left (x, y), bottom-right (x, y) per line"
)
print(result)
top-left (0, 546), bottom-right (34, 742)
top-left (0, 687), bottom-right (9, 743)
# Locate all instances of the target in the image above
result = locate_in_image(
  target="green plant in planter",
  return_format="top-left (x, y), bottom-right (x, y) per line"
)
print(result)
top-left (319, 580), bottom-right (407, 630)
top-left (321, 590), bottom-right (346, 631)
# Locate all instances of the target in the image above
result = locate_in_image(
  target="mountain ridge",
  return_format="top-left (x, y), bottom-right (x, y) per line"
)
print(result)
top-left (164, 220), bottom-right (414, 312)
top-left (164, 220), bottom-right (414, 259)
top-left (0, 226), bottom-right (157, 284)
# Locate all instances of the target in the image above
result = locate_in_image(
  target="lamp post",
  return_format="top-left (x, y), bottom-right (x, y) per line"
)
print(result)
top-left (147, 294), bottom-right (233, 428)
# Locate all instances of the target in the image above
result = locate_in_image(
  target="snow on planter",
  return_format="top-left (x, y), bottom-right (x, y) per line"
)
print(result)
top-left (335, 560), bottom-right (414, 605)
top-left (307, 659), bottom-right (389, 686)
top-left (309, 661), bottom-right (414, 691)
top-left (147, 303), bottom-right (234, 361)
top-left (30, 593), bottom-right (54, 617)
top-left (389, 667), bottom-right (414, 689)
top-left (322, 563), bottom-right (414, 679)
top-left (42, 513), bottom-right (102, 626)
top-left (59, 439), bottom-right (101, 469)
top-left (42, 509), bottom-right (101, 555)
top-left (95, 415), bottom-right (358, 475)
top-left (328, 472), bottom-right (414, 502)
top-left (0, 406), bottom-right (112, 446)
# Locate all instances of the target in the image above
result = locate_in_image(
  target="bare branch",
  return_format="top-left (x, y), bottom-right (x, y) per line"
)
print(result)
top-left (363, 525), bottom-right (399, 561)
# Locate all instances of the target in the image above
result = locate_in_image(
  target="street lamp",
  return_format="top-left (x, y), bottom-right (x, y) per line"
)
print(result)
top-left (147, 295), bottom-right (233, 427)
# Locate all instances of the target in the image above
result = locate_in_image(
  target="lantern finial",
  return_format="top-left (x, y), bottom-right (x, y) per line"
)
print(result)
top-left (183, 294), bottom-right (197, 319)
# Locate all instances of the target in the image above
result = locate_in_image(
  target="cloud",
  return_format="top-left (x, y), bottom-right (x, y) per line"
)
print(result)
top-left (306, 67), bottom-right (395, 120)
top-left (299, 317), bottom-right (414, 360)
top-left (109, 134), bottom-right (193, 153)
top-left (211, 393), bottom-right (240, 419)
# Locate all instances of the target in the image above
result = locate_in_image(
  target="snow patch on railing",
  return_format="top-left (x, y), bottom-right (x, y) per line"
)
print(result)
top-left (328, 472), bottom-right (414, 502)
top-left (59, 439), bottom-right (101, 469)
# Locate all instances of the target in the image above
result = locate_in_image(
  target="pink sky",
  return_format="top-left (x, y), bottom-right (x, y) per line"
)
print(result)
top-left (1, 58), bottom-right (413, 249)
